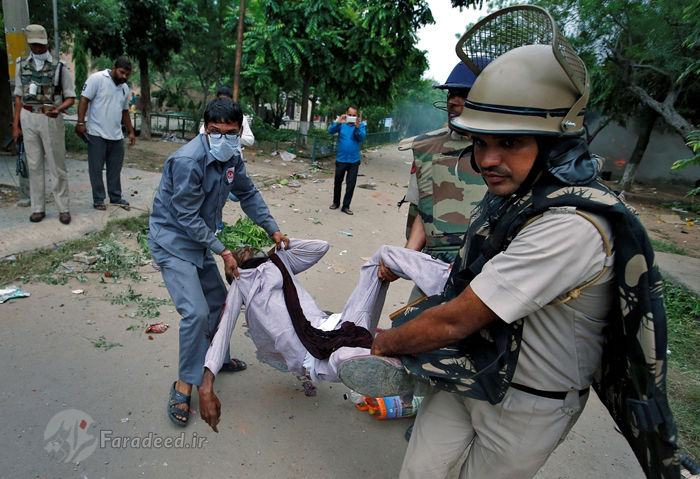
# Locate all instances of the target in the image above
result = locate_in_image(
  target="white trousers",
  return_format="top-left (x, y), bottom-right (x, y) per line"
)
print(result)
top-left (20, 109), bottom-right (69, 213)
top-left (314, 245), bottom-right (451, 381)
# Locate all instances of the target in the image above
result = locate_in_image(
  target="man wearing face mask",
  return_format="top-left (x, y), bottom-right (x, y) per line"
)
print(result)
top-left (75, 56), bottom-right (136, 211)
top-left (148, 97), bottom-right (289, 427)
top-left (12, 24), bottom-right (76, 225)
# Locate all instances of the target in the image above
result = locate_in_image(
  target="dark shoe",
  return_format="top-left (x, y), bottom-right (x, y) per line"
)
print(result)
top-left (59, 212), bottom-right (71, 225)
top-left (93, 203), bottom-right (106, 211)
top-left (29, 212), bottom-right (45, 223)
top-left (338, 355), bottom-right (414, 397)
top-left (167, 381), bottom-right (191, 427)
top-left (111, 198), bottom-right (130, 211)
top-left (405, 424), bottom-right (414, 442)
top-left (341, 207), bottom-right (354, 215)
top-left (329, 204), bottom-right (339, 210)
top-left (219, 357), bottom-right (247, 373)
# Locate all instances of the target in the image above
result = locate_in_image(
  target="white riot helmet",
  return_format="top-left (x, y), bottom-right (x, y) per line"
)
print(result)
top-left (450, 5), bottom-right (589, 137)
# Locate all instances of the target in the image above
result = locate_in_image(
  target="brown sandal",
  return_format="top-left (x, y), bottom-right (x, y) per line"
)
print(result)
top-left (93, 204), bottom-right (106, 211)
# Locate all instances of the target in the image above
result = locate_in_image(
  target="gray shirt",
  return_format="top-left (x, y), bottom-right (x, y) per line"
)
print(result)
top-left (148, 134), bottom-right (279, 268)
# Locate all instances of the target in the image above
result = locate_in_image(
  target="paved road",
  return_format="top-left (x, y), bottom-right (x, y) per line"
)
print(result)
top-left (1, 144), bottom-right (693, 478)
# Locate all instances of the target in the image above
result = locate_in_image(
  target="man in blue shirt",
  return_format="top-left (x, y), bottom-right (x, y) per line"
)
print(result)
top-left (328, 105), bottom-right (366, 215)
top-left (148, 98), bottom-right (288, 427)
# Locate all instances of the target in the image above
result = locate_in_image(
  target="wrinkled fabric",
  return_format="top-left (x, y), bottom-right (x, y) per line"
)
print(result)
top-left (269, 253), bottom-right (373, 359)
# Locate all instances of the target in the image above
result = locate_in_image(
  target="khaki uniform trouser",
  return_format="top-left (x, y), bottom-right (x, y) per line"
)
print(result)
top-left (20, 108), bottom-right (69, 213)
top-left (400, 388), bottom-right (588, 479)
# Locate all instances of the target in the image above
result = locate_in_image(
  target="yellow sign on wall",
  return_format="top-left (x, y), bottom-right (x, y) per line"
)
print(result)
top-left (5, 31), bottom-right (28, 78)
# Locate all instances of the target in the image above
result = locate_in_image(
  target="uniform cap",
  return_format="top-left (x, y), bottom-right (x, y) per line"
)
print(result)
top-left (25, 24), bottom-right (48, 45)
top-left (434, 62), bottom-right (477, 90)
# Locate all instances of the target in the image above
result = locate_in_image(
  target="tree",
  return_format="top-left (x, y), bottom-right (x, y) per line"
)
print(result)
top-left (176, 0), bottom-right (239, 120)
top-left (501, 0), bottom-right (699, 190)
top-left (450, 0), bottom-right (484, 7)
top-left (243, 0), bottom-right (434, 129)
top-left (57, 0), bottom-right (191, 139)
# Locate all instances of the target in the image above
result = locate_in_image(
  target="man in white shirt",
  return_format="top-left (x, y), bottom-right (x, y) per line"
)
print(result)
top-left (75, 56), bottom-right (136, 210)
top-left (196, 238), bottom-right (451, 431)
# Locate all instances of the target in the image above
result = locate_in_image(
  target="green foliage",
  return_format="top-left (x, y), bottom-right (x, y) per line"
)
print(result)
top-left (671, 129), bottom-right (700, 200)
top-left (242, 0), bottom-right (434, 125)
top-left (663, 280), bottom-right (700, 459)
top-left (0, 215), bottom-right (151, 288)
top-left (216, 217), bottom-right (274, 250)
top-left (520, 0), bottom-right (698, 126)
top-left (110, 285), bottom-right (171, 319)
top-left (92, 238), bottom-right (145, 282)
top-left (73, 39), bottom-right (89, 93)
top-left (249, 117), bottom-right (296, 142)
top-left (650, 239), bottom-right (689, 257)
top-left (664, 281), bottom-right (700, 370)
top-left (307, 128), bottom-right (331, 139)
top-left (672, 130), bottom-right (700, 171)
top-left (91, 335), bottom-right (122, 350)
top-left (65, 126), bottom-right (88, 153)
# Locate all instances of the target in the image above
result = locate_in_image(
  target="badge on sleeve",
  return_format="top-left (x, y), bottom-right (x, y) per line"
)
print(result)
top-left (226, 167), bottom-right (235, 184)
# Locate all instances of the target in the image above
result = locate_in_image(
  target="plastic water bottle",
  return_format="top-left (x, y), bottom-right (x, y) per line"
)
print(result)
top-left (343, 390), bottom-right (369, 411)
top-left (366, 395), bottom-right (423, 420)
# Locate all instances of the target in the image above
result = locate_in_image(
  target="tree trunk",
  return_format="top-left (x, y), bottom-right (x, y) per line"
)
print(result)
top-left (139, 57), bottom-right (152, 139)
top-left (620, 113), bottom-right (658, 192)
top-left (628, 84), bottom-right (695, 143)
top-left (299, 75), bottom-right (311, 124)
top-left (254, 93), bottom-right (261, 117)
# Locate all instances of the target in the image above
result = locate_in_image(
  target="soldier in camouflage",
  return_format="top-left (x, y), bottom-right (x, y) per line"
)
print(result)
top-left (396, 62), bottom-right (486, 266)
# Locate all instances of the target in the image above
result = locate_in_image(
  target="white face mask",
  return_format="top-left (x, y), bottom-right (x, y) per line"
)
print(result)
top-left (32, 51), bottom-right (50, 70)
top-left (208, 133), bottom-right (241, 162)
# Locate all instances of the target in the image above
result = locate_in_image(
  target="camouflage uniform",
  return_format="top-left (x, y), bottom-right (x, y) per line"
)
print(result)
top-left (399, 128), bottom-right (485, 264)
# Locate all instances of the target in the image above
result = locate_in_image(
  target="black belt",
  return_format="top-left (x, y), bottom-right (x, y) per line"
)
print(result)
top-left (511, 382), bottom-right (589, 400)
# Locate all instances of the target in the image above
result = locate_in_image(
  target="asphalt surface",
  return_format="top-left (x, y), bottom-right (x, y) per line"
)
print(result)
top-left (0, 145), bottom-right (696, 478)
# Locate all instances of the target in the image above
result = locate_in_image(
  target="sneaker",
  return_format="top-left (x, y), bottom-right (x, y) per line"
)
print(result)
top-left (338, 355), bottom-right (414, 398)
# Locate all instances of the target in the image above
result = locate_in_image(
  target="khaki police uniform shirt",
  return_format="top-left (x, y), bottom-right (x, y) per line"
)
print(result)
top-left (470, 208), bottom-right (615, 392)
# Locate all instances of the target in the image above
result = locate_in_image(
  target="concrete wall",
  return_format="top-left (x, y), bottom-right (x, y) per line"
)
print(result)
top-left (590, 118), bottom-right (700, 186)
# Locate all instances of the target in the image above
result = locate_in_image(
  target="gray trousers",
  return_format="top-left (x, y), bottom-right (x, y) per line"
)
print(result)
top-left (87, 134), bottom-right (125, 205)
top-left (149, 241), bottom-right (231, 386)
